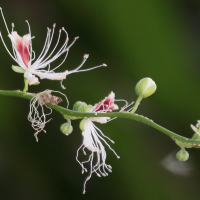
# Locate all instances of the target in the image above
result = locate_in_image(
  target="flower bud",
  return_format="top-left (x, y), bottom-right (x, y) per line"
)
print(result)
top-left (60, 120), bottom-right (73, 136)
top-left (73, 101), bottom-right (87, 112)
top-left (135, 77), bottom-right (157, 98)
top-left (79, 119), bottom-right (86, 131)
top-left (12, 65), bottom-right (25, 73)
top-left (85, 104), bottom-right (93, 112)
top-left (191, 133), bottom-right (200, 148)
top-left (176, 149), bottom-right (189, 161)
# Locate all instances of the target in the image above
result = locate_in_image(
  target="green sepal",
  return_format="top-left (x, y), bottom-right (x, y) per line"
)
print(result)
top-left (12, 65), bottom-right (26, 73)
top-left (33, 81), bottom-right (40, 85)
top-left (79, 119), bottom-right (86, 131)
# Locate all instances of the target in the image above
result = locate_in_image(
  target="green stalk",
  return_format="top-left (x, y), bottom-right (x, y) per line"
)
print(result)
top-left (130, 95), bottom-right (143, 114)
top-left (0, 90), bottom-right (198, 147)
top-left (22, 78), bottom-right (28, 93)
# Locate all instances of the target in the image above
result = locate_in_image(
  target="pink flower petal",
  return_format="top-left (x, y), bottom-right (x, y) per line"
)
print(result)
top-left (8, 31), bottom-right (30, 67)
top-left (92, 92), bottom-right (119, 113)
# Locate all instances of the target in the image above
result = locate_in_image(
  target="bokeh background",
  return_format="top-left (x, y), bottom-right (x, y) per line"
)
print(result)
top-left (0, 0), bottom-right (200, 199)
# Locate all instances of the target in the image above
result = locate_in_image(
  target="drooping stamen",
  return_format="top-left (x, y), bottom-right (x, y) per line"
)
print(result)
top-left (0, 8), bottom-right (10, 34)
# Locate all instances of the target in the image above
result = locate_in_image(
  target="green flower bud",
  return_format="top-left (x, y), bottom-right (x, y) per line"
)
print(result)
top-left (191, 133), bottom-right (200, 148)
top-left (176, 149), bottom-right (189, 161)
top-left (135, 77), bottom-right (157, 98)
top-left (73, 101), bottom-right (87, 112)
top-left (60, 120), bottom-right (73, 135)
top-left (79, 119), bottom-right (86, 131)
top-left (85, 104), bottom-right (93, 112)
top-left (192, 133), bottom-right (200, 141)
top-left (12, 65), bottom-right (26, 73)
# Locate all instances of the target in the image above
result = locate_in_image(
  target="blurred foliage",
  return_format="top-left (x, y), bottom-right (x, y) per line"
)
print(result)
top-left (0, 0), bottom-right (200, 199)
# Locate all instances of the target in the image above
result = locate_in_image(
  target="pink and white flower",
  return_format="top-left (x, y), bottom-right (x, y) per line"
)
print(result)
top-left (76, 92), bottom-right (120, 194)
top-left (0, 8), bottom-right (106, 86)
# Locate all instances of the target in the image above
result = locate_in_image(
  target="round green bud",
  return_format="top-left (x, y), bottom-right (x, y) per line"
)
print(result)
top-left (60, 120), bottom-right (73, 136)
top-left (79, 119), bottom-right (86, 131)
top-left (73, 101), bottom-right (87, 112)
top-left (135, 77), bottom-right (157, 98)
top-left (176, 149), bottom-right (189, 161)
top-left (85, 104), bottom-right (93, 112)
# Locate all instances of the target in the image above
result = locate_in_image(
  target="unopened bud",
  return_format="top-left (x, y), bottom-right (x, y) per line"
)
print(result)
top-left (73, 101), bottom-right (87, 112)
top-left (79, 119), bottom-right (86, 131)
top-left (135, 77), bottom-right (157, 98)
top-left (191, 133), bottom-right (200, 148)
top-left (176, 149), bottom-right (189, 161)
top-left (85, 104), bottom-right (93, 112)
top-left (12, 65), bottom-right (25, 73)
top-left (60, 120), bottom-right (73, 135)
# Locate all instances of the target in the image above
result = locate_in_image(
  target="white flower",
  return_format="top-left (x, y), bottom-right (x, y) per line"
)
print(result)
top-left (76, 92), bottom-right (120, 194)
top-left (0, 8), bottom-right (106, 87)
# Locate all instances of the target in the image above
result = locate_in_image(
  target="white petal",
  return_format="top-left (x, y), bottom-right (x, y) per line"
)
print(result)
top-left (91, 117), bottom-right (110, 124)
top-left (31, 70), bottom-right (68, 80)
top-left (24, 71), bottom-right (39, 85)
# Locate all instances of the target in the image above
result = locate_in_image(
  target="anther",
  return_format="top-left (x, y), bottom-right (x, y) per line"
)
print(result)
top-left (107, 165), bottom-right (112, 169)
top-left (102, 63), bottom-right (107, 67)
top-left (107, 169), bottom-right (112, 173)
top-left (84, 54), bottom-right (89, 59)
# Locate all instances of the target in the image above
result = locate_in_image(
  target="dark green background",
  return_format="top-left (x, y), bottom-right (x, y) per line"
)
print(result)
top-left (0, 0), bottom-right (200, 199)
